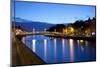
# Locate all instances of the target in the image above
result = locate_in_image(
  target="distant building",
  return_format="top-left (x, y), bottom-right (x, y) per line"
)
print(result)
top-left (85, 19), bottom-right (96, 36)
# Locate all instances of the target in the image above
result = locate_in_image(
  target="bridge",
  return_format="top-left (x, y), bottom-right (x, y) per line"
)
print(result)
top-left (15, 29), bottom-right (96, 40)
top-left (15, 29), bottom-right (66, 37)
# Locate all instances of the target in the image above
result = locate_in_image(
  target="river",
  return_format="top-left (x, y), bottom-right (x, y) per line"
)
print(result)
top-left (22, 35), bottom-right (96, 64)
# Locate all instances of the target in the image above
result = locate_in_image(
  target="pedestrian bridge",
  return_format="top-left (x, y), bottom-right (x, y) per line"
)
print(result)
top-left (16, 31), bottom-right (65, 37)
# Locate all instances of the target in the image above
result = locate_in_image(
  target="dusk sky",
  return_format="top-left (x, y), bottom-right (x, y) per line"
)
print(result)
top-left (12, 1), bottom-right (96, 24)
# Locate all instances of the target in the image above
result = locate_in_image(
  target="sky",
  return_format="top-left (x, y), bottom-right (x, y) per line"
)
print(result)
top-left (12, 1), bottom-right (96, 24)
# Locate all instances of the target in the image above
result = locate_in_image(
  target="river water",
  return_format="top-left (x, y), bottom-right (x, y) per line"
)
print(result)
top-left (22, 35), bottom-right (96, 64)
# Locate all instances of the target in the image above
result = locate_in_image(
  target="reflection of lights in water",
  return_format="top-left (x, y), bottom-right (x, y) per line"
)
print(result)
top-left (85, 41), bottom-right (88, 46)
top-left (62, 38), bottom-right (65, 62)
top-left (77, 40), bottom-right (80, 47)
top-left (77, 40), bottom-right (79, 44)
top-left (32, 40), bottom-right (36, 52)
top-left (54, 38), bottom-right (57, 62)
top-left (80, 40), bottom-right (84, 43)
top-left (44, 39), bottom-right (47, 60)
top-left (22, 37), bottom-right (25, 44)
top-left (79, 40), bottom-right (85, 52)
top-left (81, 46), bottom-right (84, 52)
top-left (69, 39), bottom-right (74, 62)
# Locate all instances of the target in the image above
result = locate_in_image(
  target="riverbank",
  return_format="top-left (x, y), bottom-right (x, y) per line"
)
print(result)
top-left (12, 34), bottom-right (45, 66)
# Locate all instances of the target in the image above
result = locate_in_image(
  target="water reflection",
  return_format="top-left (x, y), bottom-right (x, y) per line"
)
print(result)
top-left (80, 40), bottom-right (84, 43)
top-left (54, 38), bottom-right (57, 62)
top-left (32, 39), bottom-right (36, 52)
top-left (62, 38), bottom-right (65, 62)
top-left (44, 39), bottom-right (47, 60)
top-left (22, 37), bottom-right (25, 44)
top-left (23, 35), bottom-right (96, 63)
top-left (77, 40), bottom-right (79, 45)
top-left (69, 39), bottom-right (74, 62)
top-left (85, 41), bottom-right (89, 47)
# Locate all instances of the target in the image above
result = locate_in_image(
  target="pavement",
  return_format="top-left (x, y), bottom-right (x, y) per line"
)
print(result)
top-left (12, 34), bottom-right (45, 66)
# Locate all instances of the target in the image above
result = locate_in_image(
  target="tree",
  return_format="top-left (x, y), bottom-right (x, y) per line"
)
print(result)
top-left (47, 24), bottom-right (66, 33)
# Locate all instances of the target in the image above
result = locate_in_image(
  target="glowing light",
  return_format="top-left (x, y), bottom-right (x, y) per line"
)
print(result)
top-left (80, 40), bottom-right (84, 43)
top-left (92, 32), bottom-right (95, 35)
top-left (63, 28), bottom-right (67, 33)
top-left (32, 39), bottom-right (36, 52)
top-left (44, 39), bottom-right (47, 60)
top-left (69, 39), bottom-right (74, 62)
top-left (77, 40), bottom-right (80, 47)
top-left (54, 38), bottom-right (57, 62)
top-left (62, 39), bottom-right (65, 62)
top-left (22, 37), bottom-right (25, 44)
top-left (70, 27), bottom-right (74, 32)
